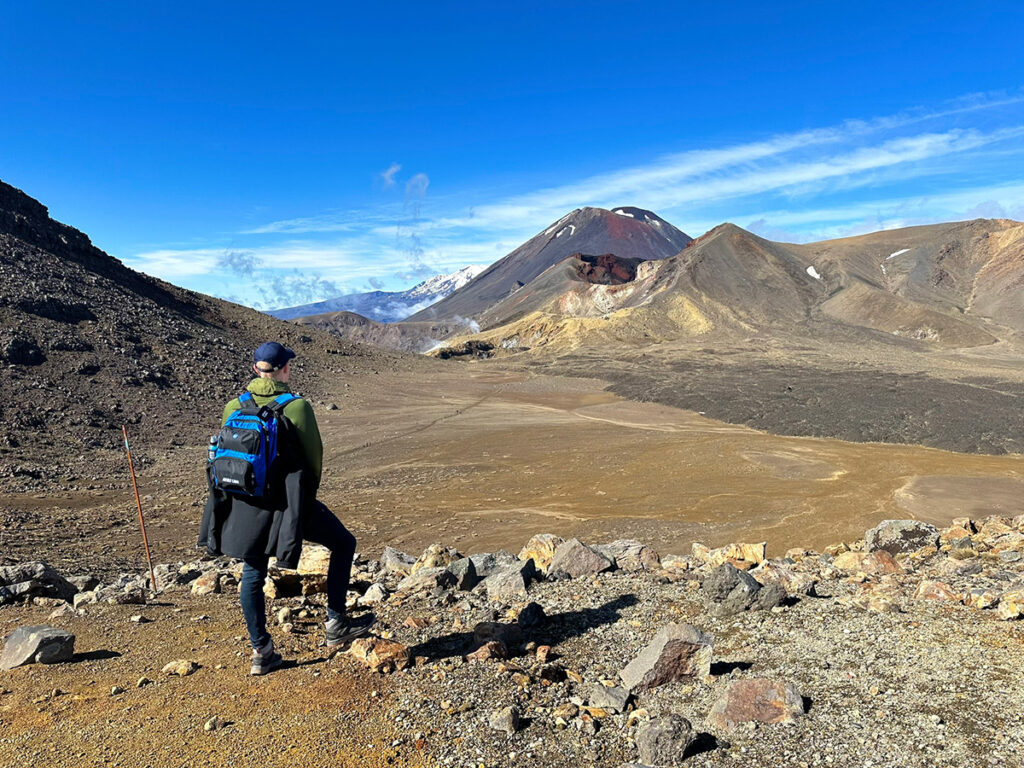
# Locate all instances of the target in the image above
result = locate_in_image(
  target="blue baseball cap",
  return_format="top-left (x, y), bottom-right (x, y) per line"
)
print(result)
top-left (253, 341), bottom-right (296, 370)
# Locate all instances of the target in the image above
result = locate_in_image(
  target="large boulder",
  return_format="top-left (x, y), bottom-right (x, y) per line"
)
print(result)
top-left (446, 557), bottom-right (479, 591)
top-left (595, 540), bottom-right (661, 572)
top-left (749, 561), bottom-right (817, 597)
top-left (381, 547), bottom-right (416, 577)
top-left (708, 678), bottom-right (805, 731)
top-left (549, 539), bottom-right (614, 579)
top-left (0, 625), bottom-right (76, 669)
top-left (704, 563), bottom-right (784, 616)
top-left (410, 544), bottom-right (462, 575)
top-left (635, 715), bottom-right (696, 766)
top-left (619, 623), bottom-right (712, 692)
top-left (865, 520), bottom-right (939, 555)
top-left (478, 559), bottom-right (538, 601)
top-left (0, 563), bottom-right (77, 605)
top-left (396, 566), bottom-right (455, 594)
top-left (518, 534), bottom-right (565, 573)
top-left (296, 544), bottom-right (332, 575)
top-left (831, 550), bottom-right (903, 575)
top-left (469, 551), bottom-right (520, 579)
top-left (693, 542), bottom-right (766, 570)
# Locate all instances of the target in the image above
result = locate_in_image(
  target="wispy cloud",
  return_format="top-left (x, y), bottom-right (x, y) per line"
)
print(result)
top-left (125, 92), bottom-right (1024, 309)
top-left (380, 162), bottom-right (401, 188)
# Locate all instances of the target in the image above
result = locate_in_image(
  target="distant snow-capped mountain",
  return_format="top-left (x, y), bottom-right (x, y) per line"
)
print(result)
top-left (268, 265), bottom-right (486, 322)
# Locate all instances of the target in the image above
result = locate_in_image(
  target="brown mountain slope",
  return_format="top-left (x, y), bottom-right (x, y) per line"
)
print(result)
top-left (448, 219), bottom-right (1024, 354)
top-left (408, 206), bottom-right (691, 322)
top-left (0, 179), bottom-right (421, 491)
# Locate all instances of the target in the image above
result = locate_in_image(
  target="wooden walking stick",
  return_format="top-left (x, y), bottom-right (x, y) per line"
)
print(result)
top-left (123, 425), bottom-right (158, 593)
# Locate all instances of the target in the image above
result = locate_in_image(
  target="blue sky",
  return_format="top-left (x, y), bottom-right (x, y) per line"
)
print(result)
top-left (2, 2), bottom-right (1023, 310)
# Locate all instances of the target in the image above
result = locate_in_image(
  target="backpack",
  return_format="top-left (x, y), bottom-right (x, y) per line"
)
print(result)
top-left (209, 392), bottom-right (300, 497)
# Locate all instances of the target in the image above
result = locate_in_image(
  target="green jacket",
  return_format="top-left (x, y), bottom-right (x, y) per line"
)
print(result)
top-left (222, 378), bottom-right (323, 482)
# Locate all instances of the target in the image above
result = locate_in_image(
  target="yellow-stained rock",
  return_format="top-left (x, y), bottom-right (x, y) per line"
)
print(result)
top-left (410, 544), bottom-right (462, 575)
top-left (518, 534), bottom-right (565, 573)
top-left (996, 590), bottom-right (1024, 620)
top-left (832, 550), bottom-right (902, 575)
top-left (296, 544), bottom-right (332, 576)
top-left (913, 580), bottom-right (961, 603)
top-left (345, 637), bottom-right (411, 673)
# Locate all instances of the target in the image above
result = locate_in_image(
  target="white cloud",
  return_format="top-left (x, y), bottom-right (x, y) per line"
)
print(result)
top-left (380, 162), bottom-right (401, 188)
top-left (126, 92), bottom-right (1024, 308)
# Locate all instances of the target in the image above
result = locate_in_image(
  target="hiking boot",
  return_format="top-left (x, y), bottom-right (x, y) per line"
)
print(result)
top-left (325, 613), bottom-right (376, 648)
top-left (250, 638), bottom-right (284, 675)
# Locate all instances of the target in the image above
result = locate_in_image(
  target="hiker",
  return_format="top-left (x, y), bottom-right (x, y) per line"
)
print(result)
top-left (199, 341), bottom-right (374, 674)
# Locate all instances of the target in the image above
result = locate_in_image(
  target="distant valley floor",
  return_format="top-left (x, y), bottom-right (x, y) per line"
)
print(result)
top-left (5, 365), bottom-right (1024, 579)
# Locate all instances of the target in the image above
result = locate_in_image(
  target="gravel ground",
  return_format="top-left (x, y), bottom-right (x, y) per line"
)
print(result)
top-left (4, 517), bottom-right (1023, 768)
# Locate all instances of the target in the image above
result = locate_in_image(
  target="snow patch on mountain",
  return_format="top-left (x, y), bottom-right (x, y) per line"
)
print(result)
top-left (269, 265), bottom-right (486, 322)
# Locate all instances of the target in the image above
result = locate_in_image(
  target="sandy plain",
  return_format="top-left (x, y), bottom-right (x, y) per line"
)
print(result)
top-left (5, 364), bottom-right (1023, 578)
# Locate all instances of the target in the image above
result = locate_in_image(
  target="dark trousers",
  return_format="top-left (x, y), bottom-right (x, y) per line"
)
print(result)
top-left (239, 501), bottom-right (356, 649)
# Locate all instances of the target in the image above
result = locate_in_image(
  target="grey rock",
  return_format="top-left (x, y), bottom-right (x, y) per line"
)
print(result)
top-left (446, 557), bottom-right (479, 591)
top-left (865, 520), bottom-right (940, 555)
top-left (620, 623), bottom-right (712, 692)
top-left (0, 625), bottom-right (76, 670)
top-left (469, 550), bottom-right (520, 579)
top-left (0, 563), bottom-right (77, 605)
top-left (358, 582), bottom-right (389, 606)
top-left (636, 714), bottom-right (696, 766)
top-left (397, 566), bottom-right (455, 594)
top-left (595, 540), bottom-right (661, 572)
top-left (478, 559), bottom-right (538, 601)
top-left (549, 539), bottom-right (614, 579)
top-left (67, 575), bottom-right (100, 593)
top-left (72, 591), bottom-right (98, 609)
top-left (704, 563), bottom-right (774, 615)
top-left (382, 547), bottom-right (416, 577)
top-left (489, 705), bottom-right (521, 735)
top-left (586, 683), bottom-right (631, 714)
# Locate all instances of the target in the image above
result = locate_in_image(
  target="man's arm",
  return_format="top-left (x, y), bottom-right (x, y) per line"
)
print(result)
top-left (284, 399), bottom-right (323, 481)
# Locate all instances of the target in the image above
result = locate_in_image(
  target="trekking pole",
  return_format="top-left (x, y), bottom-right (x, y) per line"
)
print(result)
top-left (122, 425), bottom-right (159, 594)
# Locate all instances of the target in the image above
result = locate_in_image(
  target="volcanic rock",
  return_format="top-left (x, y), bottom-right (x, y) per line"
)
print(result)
top-left (489, 705), bottom-right (521, 735)
top-left (162, 659), bottom-right (199, 677)
top-left (0, 563), bottom-right (77, 605)
top-left (518, 534), bottom-right (565, 572)
top-left (704, 563), bottom-right (784, 615)
top-left (345, 637), bottom-right (410, 673)
top-left (586, 683), bottom-right (631, 714)
top-left (832, 550), bottom-right (903, 575)
top-left (381, 547), bottom-right (416, 577)
top-left (478, 559), bottom-right (538, 601)
top-left (913, 580), bottom-right (961, 603)
top-left (619, 623), bottom-right (712, 692)
top-left (707, 678), bottom-right (805, 731)
top-left (446, 557), bottom-right (479, 591)
top-left (866, 520), bottom-right (940, 555)
top-left (410, 544), bottom-right (463, 575)
top-left (0, 626), bottom-right (76, 669)
top-left (635, 714), bottom-right (697, 766)
top-left (595, 540), bottom-right (661, 572)
top-left (549, 539), bottom-right (614, 579)
top-left (397, 566), bottom-right (455, 594)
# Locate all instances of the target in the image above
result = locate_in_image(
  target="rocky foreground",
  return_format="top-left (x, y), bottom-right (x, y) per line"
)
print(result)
top-left (2, 516), bottom-right (1024, 768)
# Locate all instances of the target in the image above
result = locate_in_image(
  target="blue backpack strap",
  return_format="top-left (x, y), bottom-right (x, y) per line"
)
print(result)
top-left (267, 393), bottom-right (301, 411)
top-left (237, 391), bottom-right (259, 414)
